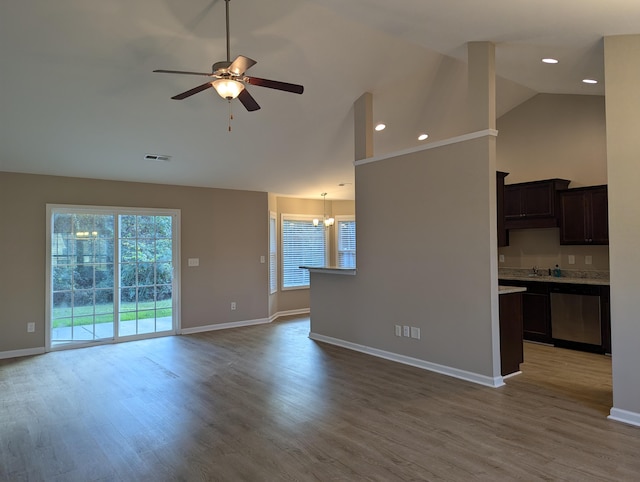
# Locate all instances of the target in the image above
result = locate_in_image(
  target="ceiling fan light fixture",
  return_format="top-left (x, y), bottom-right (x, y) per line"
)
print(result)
top-left (212, 79), bottom-right (245, 100)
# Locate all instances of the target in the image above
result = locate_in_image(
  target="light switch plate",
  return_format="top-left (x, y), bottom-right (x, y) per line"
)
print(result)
top-left (568, 255), bottom-right (575, 265)
top-left (188, 258), bottom-right (199, 267)
top-left (585, 255), bottom-right (592, 265)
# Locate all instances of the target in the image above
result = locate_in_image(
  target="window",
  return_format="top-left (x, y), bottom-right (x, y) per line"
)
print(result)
top-left (336, 216), bottom-right (356, 268)
top-left (269, 212), bottom-right (277, 294)
top-left (46, 205), bottom-right (180, 350)
top-left (281, 214), bottom-right (326, 289)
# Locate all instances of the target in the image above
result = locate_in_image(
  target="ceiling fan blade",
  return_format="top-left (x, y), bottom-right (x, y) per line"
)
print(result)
top-left (229, 55), bottom-right (257, 76)
top-left (238, 88), bottom-right (261, 112)
top-left (171, 82), bottom-right (214, 100)
top-left (154, 69), bottom-right (214, 77)
top-left (245, 76), bottom-right (304, 94)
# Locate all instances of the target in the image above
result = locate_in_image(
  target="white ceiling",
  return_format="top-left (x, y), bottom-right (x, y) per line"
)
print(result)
top-left (1, 0), bottom-right (638, 200)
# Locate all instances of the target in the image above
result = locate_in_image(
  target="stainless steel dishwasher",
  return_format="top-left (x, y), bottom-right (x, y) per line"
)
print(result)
top-left (550, 284), bottom-right (602, 347)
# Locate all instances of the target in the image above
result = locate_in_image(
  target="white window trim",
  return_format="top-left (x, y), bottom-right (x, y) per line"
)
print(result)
top-left (335, 215), bottom-right (356, 268)
top-left (280, 213), bottom-right (327, 291)
top-left (45, 204), bottom-right (181, 351)
top-left (269, 211), bottom-right (277, 295)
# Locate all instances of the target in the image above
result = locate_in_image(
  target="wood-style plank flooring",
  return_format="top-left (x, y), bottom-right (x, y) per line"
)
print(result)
top-left (1, 316), bottom-right (638, 481)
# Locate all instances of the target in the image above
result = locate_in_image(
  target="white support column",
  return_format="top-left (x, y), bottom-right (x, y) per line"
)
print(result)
top-left (604, 34), bottom-right (640, 427)
top-left (467, 41), bottom-right (496, 132)
top-left (354, 92), bottom-right (373, 161)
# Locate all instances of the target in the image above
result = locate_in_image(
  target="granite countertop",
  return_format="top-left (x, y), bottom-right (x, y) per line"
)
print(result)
top-left (498, 285), bottom-right (527, 295)
top-left (498, 268), bottom-right (609, 286)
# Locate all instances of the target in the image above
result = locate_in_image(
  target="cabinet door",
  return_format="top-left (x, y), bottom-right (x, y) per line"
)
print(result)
top-left (522, 184), bottom-right (554, 218)
top-left (499, 292), bottom-right (524, 376)
top-left (497, 172), bottom-right (509, 247)
top-left (522, 292), bottom-right (551, 343)
top-left (560, 190), bottom-right (587, 244)
top-left (559, 186), bottom-right (608, 245)
top-left (589, 188), bottom-right (609, 244)
top-left (503, 185), bottom-right (522, 219)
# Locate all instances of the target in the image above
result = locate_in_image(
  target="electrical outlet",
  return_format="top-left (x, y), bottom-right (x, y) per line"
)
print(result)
top-left (403, 325), bottom-right (410, 337)
top-left (231, 302), bottom-right (237, 311)
top-left (260, 255), bottom-right (266, 263)
top-left (395, 325), bottom-right (402, 337)
top-left (568, 255), bottom-right (575, 265)
top-left (499, 254), bottom-right (505, 263)
top-left (27, 322), bottom-right (35, 333)
top-left (585, 255), bottom-right (593, 265)
top-left (410, 327), bottom-right (421, 339)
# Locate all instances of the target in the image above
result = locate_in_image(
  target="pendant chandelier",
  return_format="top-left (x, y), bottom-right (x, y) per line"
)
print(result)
top-left (313, 192), bottom-right (334, 227)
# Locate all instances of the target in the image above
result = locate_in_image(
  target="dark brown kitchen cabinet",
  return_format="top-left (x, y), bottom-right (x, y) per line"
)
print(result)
top-left (499, 291), bottom-right (523, 376)
top-left (601, 286), bottom-right (611, 354)
top-left (521, 285), bottom-right (552, 344)
top-left (559, 185), bottom-right (608, 245)
top-left (504, 178), bottom-right (570, 230)
top-left (498, 280), bottom-right (551, 343)
top-left (497, 171), bottom-right (509, 247)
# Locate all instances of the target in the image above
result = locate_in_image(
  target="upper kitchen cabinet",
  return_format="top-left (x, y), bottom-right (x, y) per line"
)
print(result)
top-left (504, 178), bottom-right (570, 230)
top-left (559, 185), bottom-right (608, 245)
top-left (497, 171), bottom-right (509, 247)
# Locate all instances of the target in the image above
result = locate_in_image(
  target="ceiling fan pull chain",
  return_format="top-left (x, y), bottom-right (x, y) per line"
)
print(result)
top-left (228, 100), bottom-right (233, 132)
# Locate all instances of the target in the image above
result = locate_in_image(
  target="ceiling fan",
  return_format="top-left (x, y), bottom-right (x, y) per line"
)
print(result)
top-left (153, 0), bottom-right (304, 113)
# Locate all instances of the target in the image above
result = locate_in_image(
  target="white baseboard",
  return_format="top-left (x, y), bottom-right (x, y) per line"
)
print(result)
top-left (309, 332), bottom-right (505, 388)
top-left (179, 308), bottom-right (310, 335)
top-left (0, 347), bottom-right (46, 360)
top-left (269, 308), bottom-right (310, 322)
top-left (608, 408), bottom-right (640, 427)
top-left (179, 317), bottom-right (271, 335)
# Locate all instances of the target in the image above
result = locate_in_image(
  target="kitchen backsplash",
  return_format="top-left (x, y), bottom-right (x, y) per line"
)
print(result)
top-left (498, 227), bottom-right (610, 271)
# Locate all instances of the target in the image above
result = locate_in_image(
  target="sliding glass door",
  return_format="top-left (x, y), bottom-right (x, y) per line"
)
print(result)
top-left (50, 212), bottom-right (116, 343)
top-left (118, 214), bottom-right (174, 337)
top-left (47, 206), bottom-right (180, 349)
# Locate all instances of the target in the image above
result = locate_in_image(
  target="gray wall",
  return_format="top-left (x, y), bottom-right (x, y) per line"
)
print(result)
top-left (0, 172), bottom-right (269, 353)
top-left (497, 93), bottom-right (607, 186)
top-left (496, 93), bottom-right (609, 272)
top-left (604, 35), bottom-right (640, 422)
top-left (309, 134), bottom-right (501, 382)
top-left (272, 196), bottom-right (355, 315)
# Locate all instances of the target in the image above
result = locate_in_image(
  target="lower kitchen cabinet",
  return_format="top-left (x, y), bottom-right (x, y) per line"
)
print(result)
top-left (498, 278), bottom-right (610, 353)
top-left (498, 280), bottom-right (551, 343)
top-left (601, 286), bottom-right (611, 354)
top-left (499, 292), bottom-right (524, 376)
top-left (522, 285), bottom-right (552, 343)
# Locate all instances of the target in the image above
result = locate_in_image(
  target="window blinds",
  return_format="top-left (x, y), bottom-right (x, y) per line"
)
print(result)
top-left (281, 216), bottom-right (326, 288)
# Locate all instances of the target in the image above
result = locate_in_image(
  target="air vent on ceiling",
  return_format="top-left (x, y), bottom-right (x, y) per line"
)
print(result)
top-left (144, 154), bottom-right (172, 162)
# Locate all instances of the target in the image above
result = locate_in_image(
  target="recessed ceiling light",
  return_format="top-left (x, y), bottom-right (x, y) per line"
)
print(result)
top-left (542, 58), bottom-right (559, 64)
top-left (582, 79), bottom-right (598, 84)
top-left (375, 123), bottom-right (386, 131)
top-left (418, 133), bottom-right (429, 141)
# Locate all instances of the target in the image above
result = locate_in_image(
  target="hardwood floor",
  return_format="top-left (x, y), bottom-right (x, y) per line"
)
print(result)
top-left (1, 317), bottom-right (638, 481)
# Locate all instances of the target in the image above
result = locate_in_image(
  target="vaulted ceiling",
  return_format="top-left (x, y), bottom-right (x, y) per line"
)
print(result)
top-left (1, 0), bottom-right (637, 199)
